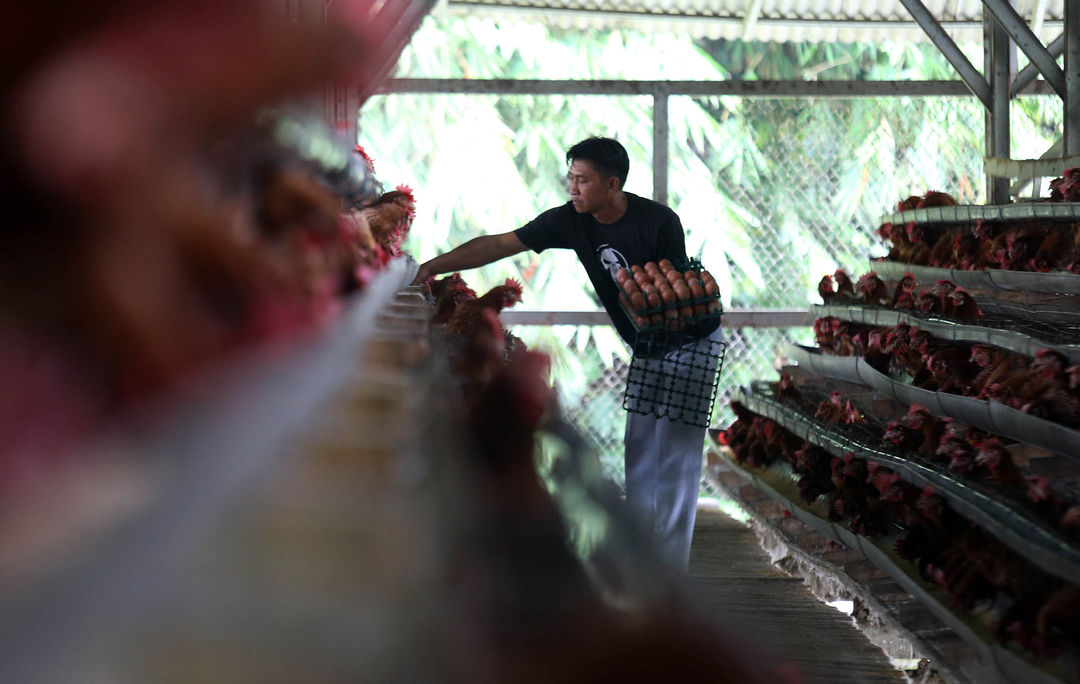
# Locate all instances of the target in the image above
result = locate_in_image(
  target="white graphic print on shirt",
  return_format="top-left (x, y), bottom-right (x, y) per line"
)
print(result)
top-left (596, 243), bottom-right (629, 282)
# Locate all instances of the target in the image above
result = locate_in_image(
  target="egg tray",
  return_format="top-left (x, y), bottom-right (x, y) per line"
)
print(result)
top-left (622, 321), bottom-right (726, 429)
top-left (618, 292), bottom-right (723, 335)
top-left (617, 256), bottom-right (723, 335)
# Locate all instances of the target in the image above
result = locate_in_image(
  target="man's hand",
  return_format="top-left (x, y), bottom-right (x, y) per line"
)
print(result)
top-left (410, 261), bottom-right (437, 286)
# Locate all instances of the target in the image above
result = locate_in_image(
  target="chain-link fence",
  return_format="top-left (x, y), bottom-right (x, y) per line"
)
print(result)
top-left (365, 87), bottom-right (1061, 491)
top-left (515, 95), bottom-right (1061, 491)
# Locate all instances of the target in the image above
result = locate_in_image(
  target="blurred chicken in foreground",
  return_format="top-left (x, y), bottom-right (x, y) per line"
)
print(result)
top-left (0, 0), bottom-right (415, 466)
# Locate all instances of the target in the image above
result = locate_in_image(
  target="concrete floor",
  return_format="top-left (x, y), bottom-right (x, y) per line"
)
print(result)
top-left (687, 510), bottom-right (909, 684)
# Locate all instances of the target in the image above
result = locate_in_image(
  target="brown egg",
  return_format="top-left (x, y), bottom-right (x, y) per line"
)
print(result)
top-left (678, 305), bottom-right (693, 320)
top-left (665, 270), bottom-right (683, 286)
top-left (622, 279), bottom-right (641, 295)
top-left (630, 292), bottom-right (647, 312)
top-left (633, 272), bottom-right (651, 288)
top-left (649, 313), bottom-right (663, 326)
top-left (658, 258), bottom-right (674, 273)
top-left (689, 281), bottom-right (705, 299)
top-left (684, 269), bottom-right (699, 281)
top-left (641, 283), bottom-right (657, 297)
top-left (660, 288), bottom-right (676, 305)
top-left (706, 300), bottom-right (723, 314)
top-left (693, 303), bottom-right (707, 316)
top-left (619, 292), bottom-right (630, 309)
top-left (646, 292), bottom-right (662, 310)
top-left (630, 264), bottom-right (644, 275)
top-left (644, 261), bottom-right (659, 275)
top-left (674, 282), bottom-right (691, 302)
top-left (703, 280), bottom-right (719, 296)
top-left (653, 274), bottom-right (668, 290)
top-left (635, 315), bottom-right (649, 329)
top-left (615, 267), bottom-right (631, 284)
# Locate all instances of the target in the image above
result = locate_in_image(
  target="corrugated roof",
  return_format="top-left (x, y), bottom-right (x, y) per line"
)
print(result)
top-left (442, 0), bottom-right (1064, 44)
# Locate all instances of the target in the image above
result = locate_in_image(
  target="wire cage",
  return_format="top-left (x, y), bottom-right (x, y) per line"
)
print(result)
top-left (619, 258), bottom-right (727, 428)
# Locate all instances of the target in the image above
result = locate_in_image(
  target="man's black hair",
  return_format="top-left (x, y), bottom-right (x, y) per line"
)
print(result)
top-left (566, 137), bottom-right (629, 189)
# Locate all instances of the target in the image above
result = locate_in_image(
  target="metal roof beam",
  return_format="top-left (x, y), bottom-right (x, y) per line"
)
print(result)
top-left (899, 0), bottom-right (991, 109)
top-left (1067, 0), bottom-right (1080, 154)
top-left (442, 2), bottom-right (1065, 32)
top-left (380, 78), bottom-right (976, 97)
top-left (1010, 31), bottom-right (1064, 97)
top-left (742, 0), bottom-right (765, 41)
top-left (983, 0), bottom-right (1066, 98)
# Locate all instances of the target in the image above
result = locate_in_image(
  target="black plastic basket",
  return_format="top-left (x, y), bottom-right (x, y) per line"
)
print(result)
top-left (619, 258), bottom-right (726, 428)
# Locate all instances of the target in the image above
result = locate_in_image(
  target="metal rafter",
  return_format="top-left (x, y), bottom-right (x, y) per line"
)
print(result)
top-left (983, 0), bottom-right (1066, 97)
top-left (1010, 31), bottom-right (1064, 96)
top-left (898, 0), bottom-right (992, 108)
top-left (1067, 0), bottom-right (1080, 153)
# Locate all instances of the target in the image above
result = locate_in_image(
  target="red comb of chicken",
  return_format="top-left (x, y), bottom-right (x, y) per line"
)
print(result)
top-left (1027, 475), bottom-right (1051, 503)
top-left (394, 184), bottom-right (416, 213)
top-left (354, 145), bottom-right (376, 173)
top-left (502, 278), bottom-right (523, 305)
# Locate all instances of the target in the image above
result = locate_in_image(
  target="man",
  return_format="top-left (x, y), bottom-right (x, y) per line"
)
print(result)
top-left (412, 137), bottom-right (721, 572)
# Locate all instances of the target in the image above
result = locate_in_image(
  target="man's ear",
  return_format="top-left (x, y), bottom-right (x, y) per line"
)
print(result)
top-left (608, 176), bottom-right (620, 191)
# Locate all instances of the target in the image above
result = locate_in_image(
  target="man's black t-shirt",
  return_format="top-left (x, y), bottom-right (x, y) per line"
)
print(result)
top-left (515, 192), bottom-right (688, 345)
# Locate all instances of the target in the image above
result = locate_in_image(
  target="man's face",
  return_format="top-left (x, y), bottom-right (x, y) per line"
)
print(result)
top-left (567, 159), bottom-right (616, 214)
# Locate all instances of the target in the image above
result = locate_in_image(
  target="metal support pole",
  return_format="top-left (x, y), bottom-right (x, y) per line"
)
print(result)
top-left (986, 8), bottom-right (1012, 203)
top-left (653, 88), bottom-right (669, 205)
top-left (1067, 0), bottom-right (1080, 154)
top-left (983, 0), bottom-right (1066, 96)
top-left (900, 0), bottom-right (992, 108)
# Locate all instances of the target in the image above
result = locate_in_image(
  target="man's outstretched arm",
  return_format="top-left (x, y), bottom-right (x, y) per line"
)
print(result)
top-left (411, 231), bottom-right (528, 285)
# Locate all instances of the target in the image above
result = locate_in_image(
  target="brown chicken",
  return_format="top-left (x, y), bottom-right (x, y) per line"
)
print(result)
top-left (969, 344), bottom-right (1023, 397)
top-left (945, 287), bottom-right (981, 319)
top-left (833, 269), bottom-right (855, 298)
top-left (433, 282), bottom-right (477, 325)
top-left (427, 272), bottom-right (468, 301)
top-left (817, 274), bottom-right (837, 303)
top-left (813, 391), bottom-right (845, 422)
top-left (918, 190), bottom-right (958, 208)
top-left (453, 308), bottom-right (507, 388)
top-left (926, 228), bottom-right (957, 267)
top-left (891, 272), bottom-right (917, 307)
top-left (361, 185), bottom-right (416, 257)
top-left (972, 436), bottom-right (1024, 485)
top-left (445, 279), bottom-right (524, 336)
top-left (1028, 226), bottom-right (1073, 272)
top-left (855, 271), bottom-right (889, 306)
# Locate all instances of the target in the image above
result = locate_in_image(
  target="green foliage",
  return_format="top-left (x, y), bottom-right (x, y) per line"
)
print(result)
top-left (360, 17), bottom-right (1062, 478)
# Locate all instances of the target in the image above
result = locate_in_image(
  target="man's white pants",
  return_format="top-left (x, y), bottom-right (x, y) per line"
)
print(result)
top-left (623, 328), bottom-right (723, 572)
